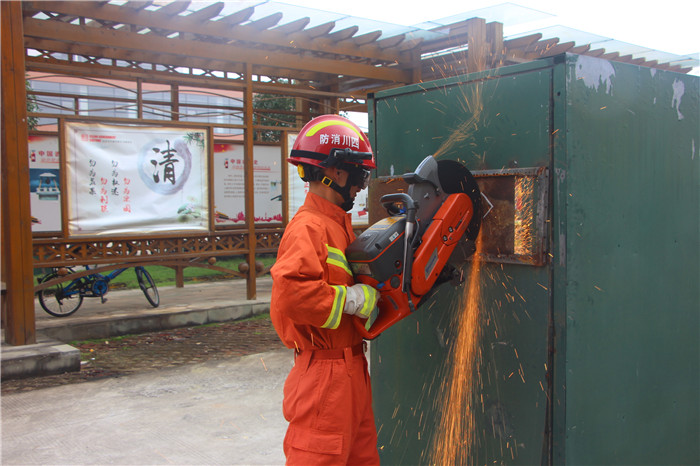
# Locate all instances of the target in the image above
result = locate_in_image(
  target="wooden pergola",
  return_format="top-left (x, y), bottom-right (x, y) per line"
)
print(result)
top-left (1, 1), bottom-right (693, 346)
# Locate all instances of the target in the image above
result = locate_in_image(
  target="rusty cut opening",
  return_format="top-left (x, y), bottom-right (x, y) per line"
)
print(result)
top-left (474, 167), bottom-right (548, 265)
top-left (368, 166), bottom-right (549, 266)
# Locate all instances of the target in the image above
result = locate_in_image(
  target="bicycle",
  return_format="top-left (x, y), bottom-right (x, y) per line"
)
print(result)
top-left (37, 265), bottom-right (160, 317)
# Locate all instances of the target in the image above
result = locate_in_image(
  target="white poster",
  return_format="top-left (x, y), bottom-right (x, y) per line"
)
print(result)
top-left (28, 135), bottom-right (62, 232)
top-left (286, 133), bottom-right (369, 225)
top-left (213, 143), bottom-right (283, 224)
top-left (286, 133), bottom-right (309, 220)
top-left (65, 122), bottom-right (209, 236)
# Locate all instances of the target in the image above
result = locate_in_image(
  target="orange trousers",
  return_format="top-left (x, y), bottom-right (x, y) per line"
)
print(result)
top-left (282, 345), bottom-right (380, 465)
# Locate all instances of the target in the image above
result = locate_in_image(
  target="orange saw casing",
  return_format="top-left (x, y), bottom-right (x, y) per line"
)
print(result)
top-left (349, 192), bottom-right (475, 339)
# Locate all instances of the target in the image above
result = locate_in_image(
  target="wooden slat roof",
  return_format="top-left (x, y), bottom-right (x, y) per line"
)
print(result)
top-left (21, 0), bottom-right (695, 99)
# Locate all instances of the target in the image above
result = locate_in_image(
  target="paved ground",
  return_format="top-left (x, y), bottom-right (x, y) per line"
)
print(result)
top-left (2, 278), bottom-right (292, 465)
top-left (2, 348), bottom-right (291, 465)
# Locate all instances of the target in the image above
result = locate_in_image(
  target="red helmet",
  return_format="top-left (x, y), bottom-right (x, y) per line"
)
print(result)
top-left (289, 114), bottom-right (376, 170)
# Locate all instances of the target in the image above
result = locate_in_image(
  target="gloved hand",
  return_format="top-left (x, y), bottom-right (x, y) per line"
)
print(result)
top-left (343, 283), bottom-right (379, 323)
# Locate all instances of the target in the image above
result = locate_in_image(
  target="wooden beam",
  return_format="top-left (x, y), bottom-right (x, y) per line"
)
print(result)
top-left (295, 21), bottom-right (335, 39)
top-left (273, 17), bottom-right (310, 35)
top-left (122, 1), bottom-right (154, 11)
top-left (25, 57), bottom-right (367, 100)
top-left (376, 34), bottom-right (405, 49)
top-left (570, 44), bottom-right (591, 54)
top-left (327, 26), bottom-right (358, 43)
top-left (1, 1), bottom-right (36, 345)
top-left (152, 1), bottom-right (191, 17)
top-left (21, 2), bottom-right (418, 64)
top-left (23, 18), bottom-right (412, 82)
top-left (182, 2), bottom-right (223, 23)
top-left (353, 30), bottom-right (382, 46)
top-left (586, 48), bottom-right (607, 57)
top-left (537, 41), bottom-right (576, 57)
top-left (600, 51), bottom-right (620, 61)
top-left (503, 33), bottom-right (543, 49)
top-left (25, 19), bottom-right (410, 82)
top-left (218, 6), bottom-right (254, 26)
top-left (247, 12), bottom-right (283, 30)
top-left (523, 37), bottom-right (560, 54)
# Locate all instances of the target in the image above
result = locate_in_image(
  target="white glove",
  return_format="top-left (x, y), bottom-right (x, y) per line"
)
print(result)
top-left (343, 284), bottom-right (379, 320)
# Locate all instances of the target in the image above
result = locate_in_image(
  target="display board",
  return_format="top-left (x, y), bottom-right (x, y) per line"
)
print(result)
top-left (28, 135), bottom-right (62, 233)
top-left (64, 122), bottom-right (209, 236)
top-left (213, 143), bottom-right (283, 224)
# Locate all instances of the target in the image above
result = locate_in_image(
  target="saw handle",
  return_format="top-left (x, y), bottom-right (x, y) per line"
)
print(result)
top-left (380, 193), bottom-right (417, 294)
top-left (353, 290), bottom-right (414, 340)
top-left (380, 192), bottom-right (416, 217)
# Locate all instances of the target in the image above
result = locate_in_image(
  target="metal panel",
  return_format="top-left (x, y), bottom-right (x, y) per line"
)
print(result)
top-left (369, 54), bottom-right (699, 465)
top-left (560, 54), bottom-right (699, 465)
top-left (369, 60), bottom-right (554, 465)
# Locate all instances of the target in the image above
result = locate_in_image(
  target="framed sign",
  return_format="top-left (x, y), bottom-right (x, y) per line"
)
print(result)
top-left (64, 121), bottom-right (209, 236)
top-left (28, 135), bottom-right (62, 233)
top-left (213, 143), bottom-right (283, 225)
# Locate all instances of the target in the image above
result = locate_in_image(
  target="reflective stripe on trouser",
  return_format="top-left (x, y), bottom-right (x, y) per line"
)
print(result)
top-left (282, 349), bottom-right (379, 465)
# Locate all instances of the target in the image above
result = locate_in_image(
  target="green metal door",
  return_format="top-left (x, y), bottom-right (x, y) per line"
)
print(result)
top-left (556, 54), bottom-right (699, 465)
top-left (369, 60), bottom-right (556, 465)
top-left (368, 55), bottom-right (699, 465)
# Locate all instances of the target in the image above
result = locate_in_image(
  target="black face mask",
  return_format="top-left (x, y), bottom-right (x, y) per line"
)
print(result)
top-left (340, 198), bottom-right (355, 212)
top-left (340, 167), bottom-right (370, 211)
top-left (321, 166), bottom-right (369, 212)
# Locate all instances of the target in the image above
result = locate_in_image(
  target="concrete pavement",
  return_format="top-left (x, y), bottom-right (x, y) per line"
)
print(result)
top-left (2, 348), bottom-right (291, 465)
top-left (2, 277), bottom-right (292, 465)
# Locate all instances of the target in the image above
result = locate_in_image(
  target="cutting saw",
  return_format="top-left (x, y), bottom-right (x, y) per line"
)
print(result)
top-left (346, 156), bottom-right (482, 339)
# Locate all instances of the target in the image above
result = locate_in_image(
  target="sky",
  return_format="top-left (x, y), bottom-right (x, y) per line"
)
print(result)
top-left (274, 0), bottom-right (699, 74)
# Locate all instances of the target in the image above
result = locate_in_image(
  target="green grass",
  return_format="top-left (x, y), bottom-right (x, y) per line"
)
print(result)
top-left (35, 256), bottom-right (276, 290)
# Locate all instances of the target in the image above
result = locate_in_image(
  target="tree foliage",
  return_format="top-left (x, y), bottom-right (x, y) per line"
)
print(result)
top-left (26, 79), bottom-right (39, 131)
top-left (252, 93), bottom-right (296, 142)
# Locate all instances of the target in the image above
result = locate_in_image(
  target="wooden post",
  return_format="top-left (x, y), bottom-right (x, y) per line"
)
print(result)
top-left (243, 63), bottom-right (257, 300)
top-left (486, 22), bottom-right (505, 69)
top-left (410, 48), bottom-right (423, 84)
top-left (174, 266), bottom-right (184, 288)
top-left (281, 130), bottom-right (291, 226)
top-left (171, 83), bottom-right (179, 121)
top-left (137, 78), bottom-right (143, 119)
top-left (466, 18), bottom-right (487, 73)
top-left (1, 1), bottom-right (37, 345)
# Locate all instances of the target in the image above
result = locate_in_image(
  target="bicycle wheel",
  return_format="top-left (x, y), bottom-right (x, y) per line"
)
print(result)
top-left (135, 267), bottom-right (159, 307)
top-left (37, 271), bottom-right (84, 317)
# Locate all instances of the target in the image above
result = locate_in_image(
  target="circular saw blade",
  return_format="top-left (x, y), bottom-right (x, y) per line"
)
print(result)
top-left (436, 159), bottom-right (482, 241)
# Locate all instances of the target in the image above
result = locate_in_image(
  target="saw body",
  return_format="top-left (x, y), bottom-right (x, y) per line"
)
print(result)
top-left (347, 156), bottom-right (482, 340)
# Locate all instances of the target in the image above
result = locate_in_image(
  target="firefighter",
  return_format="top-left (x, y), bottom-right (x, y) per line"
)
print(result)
top-left (270, 114), bottom-right (381, 465)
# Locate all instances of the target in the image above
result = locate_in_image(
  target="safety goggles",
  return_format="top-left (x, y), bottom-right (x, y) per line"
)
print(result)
top-left (347, 167), bottom-right (371, 190)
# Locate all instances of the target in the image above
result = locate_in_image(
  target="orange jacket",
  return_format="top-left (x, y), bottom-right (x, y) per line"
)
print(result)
top-left (271, 192), bottom-right (362, 351)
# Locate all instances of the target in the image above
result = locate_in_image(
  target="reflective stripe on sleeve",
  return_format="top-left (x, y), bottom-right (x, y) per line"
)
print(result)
top-left (326, 245), bottom-right (353, 276)
top-left (322, 285), bottom-right (346, 329)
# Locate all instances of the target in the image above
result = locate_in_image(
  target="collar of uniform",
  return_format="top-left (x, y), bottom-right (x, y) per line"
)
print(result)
top-left (304, 192), bottom-right (352, 226)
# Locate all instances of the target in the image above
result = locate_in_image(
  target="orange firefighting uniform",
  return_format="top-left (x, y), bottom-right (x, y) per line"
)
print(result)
top-left (270, 192), bottom-right (380, 465)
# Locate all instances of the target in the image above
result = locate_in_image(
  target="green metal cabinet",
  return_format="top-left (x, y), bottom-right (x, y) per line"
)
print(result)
top-left (367, 54), bottom-right (699, 465)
